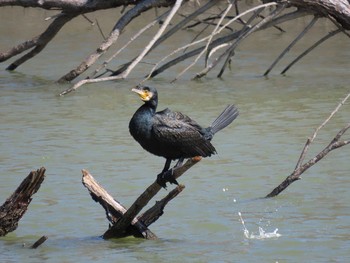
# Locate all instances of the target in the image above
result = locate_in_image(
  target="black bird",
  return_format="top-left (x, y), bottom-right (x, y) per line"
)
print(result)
top-left (129, 85), bottom-right (239, 188)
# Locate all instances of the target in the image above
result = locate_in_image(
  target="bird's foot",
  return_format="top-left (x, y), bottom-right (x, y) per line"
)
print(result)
top-left (156, 169), bottom-right (179, 189)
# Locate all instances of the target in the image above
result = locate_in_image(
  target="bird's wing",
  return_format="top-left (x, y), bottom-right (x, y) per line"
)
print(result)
top-left (152, 110), bottom-right (216, 157)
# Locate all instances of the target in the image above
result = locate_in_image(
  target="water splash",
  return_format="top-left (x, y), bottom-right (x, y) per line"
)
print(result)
top-left (238, 212), bottom-right (281, 240)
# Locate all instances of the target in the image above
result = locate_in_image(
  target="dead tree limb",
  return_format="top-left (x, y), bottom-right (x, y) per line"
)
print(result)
top-left (82, 169), bottom-right (157, 239)
top-left (148, 9), bottom-right (307, 79)
top-left (263, 15), bottom-right (319, 76)
top-left (103, 156), bottom-right (201, 239)
top-left (280, 28), bottom-right (341, 74)
top-left (138, 184), bottom-right (185, 227)
top-left (57, 0), bottom-right (176, 83)
top-left (266, 93), bottom-right (350, 198)
top-left (1, 0), bottom-right (349, 91)
top-left (82, 156), bottom-right (201, 239)
top-left (0, 167), bottom-right (46, 236)
top-left (0, 13), bottom-right (76, 70)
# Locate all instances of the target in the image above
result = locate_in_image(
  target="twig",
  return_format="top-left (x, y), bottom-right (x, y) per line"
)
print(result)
top-left (171, 1), bottom-right (234, 82)
top-left (119, 0), bottom-right (184, 79)
top-left (108, 1), bottom-right (217, 80)
top-left (148, 9), bottom-right (305, 79)
top-left (57, 0), bottom-right (163, 83)
top-left (95, 19), bottom-right (106, 40)
top-left (295, 92), bottom-right (350, 169)
top-left (193, 2), bottom-right (282, 79)
top-left (82, 14), bottom-right (95, 25)
top-left (59, 75), bottom-right (124, 96)
top-left (88, 10), bottom-right (170, 80)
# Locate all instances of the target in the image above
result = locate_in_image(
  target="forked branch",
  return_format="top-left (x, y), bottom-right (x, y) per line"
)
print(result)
top-left (266, 93), bottom-right (350, 198)
top-left (82, 157), bottom-right (201, 239)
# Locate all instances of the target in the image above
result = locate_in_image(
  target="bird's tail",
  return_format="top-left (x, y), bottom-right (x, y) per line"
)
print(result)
top-left (210, 105), bottom-right (239, 135)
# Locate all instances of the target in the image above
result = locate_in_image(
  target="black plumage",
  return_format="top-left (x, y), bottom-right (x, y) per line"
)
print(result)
top-left (129, 85), bottom-right (239, 187)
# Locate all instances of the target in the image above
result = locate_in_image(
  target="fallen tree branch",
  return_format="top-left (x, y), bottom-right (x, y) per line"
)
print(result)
top-left (57, 0), bottom-right (173, 83)
top-left (138, 184), bottom-right (185, 227)
top-left (0, 167), bottom-right (46, 236)
top-left (264, 15), bottom-right (319, 76)
top-left (82, 157), bottom-right (201, 239)
top-left (103, 156), bottom-right (201, 239)
top-left (1, 0), bottom-right (349, 89)
top-left (149, 8), bottom-right (307, 79)
top-left (280, 28), bottom-right (341, 74)
top-left (82, 169), bottom-right (157, 239)
top-left (0, 13), bottom-right (76, 69)
top-left (266, 93), bottom-right (350, 198)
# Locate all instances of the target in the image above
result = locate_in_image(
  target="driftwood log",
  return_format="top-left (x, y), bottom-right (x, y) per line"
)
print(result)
top-left (82, 157), bottom-right (201, 239)
top-left (0, 167), bottom-right (46, 236)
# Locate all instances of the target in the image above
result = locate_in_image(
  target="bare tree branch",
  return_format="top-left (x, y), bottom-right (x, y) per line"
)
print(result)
top-left (1, 13), bottom-right (75, 69)
top-left (57, 0), bottom-right (172, 83)
top-left (82, 169), bottom-right (158, 239)
top-left (281, 28), bottom-right (341, 74)
top-left (103, 157), bottom-right (201, 239)
top-left (266, 93), bottom-right (350, 198)
top-left (264, 15), bottom-right (318, 76)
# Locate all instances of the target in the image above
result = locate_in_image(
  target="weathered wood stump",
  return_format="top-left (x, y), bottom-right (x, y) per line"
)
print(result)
top-left (0, 167), bottom-right (46, 236)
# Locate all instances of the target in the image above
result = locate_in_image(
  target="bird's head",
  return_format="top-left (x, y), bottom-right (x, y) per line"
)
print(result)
top-left (132, 85), bottom-right (158, 103)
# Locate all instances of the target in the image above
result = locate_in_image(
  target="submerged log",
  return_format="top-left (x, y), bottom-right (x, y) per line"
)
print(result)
top-left (0, 167), bottom-right (46, 236)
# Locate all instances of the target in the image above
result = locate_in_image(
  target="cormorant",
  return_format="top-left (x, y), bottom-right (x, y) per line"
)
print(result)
top-left (129, 85), bottom-right (239, 188)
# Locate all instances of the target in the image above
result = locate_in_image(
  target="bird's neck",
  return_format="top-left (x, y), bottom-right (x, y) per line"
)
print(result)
top-left (142, 100), bottom-right (157, 113)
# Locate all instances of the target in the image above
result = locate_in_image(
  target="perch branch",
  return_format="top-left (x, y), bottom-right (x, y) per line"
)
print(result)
top-left (266, 93), bottom-right (350, 198)
top-left (82, 169), bottom-right (157, 239)
top-left (103, 156), bottom-right (201, 239)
